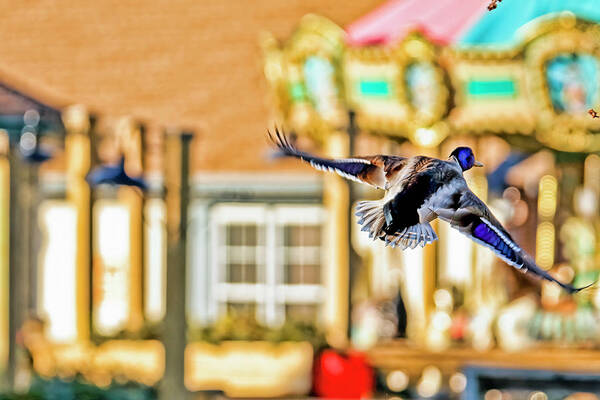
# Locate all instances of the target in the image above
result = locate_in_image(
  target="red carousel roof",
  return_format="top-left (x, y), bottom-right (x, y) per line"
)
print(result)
top-left (345, 0), bottom-right (489, 46)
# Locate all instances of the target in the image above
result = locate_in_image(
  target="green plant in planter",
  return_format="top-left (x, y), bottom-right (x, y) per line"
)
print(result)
top-left (91, 322), bottom-right (162, 345)
top-left (188, 311), bottom-right (327, 351)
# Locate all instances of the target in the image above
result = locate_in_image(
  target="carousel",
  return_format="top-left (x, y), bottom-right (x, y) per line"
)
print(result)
top-left (262, 0), bottom-right (600, 397)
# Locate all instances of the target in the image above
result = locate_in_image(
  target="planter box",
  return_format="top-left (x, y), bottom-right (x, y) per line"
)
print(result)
top-left (184, 341), bottom-right (313, 398)
top-left (29, 340), bottom-right (165, 386)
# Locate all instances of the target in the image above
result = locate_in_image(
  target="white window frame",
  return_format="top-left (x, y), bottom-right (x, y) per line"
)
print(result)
top-left (209, 203), bottom-right (325, 326)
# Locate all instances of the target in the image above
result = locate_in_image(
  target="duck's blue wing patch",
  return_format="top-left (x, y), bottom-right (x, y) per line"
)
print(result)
top-left (472, 220), bottom-right (520, 266)
top-left (438, 190), bottom-right (592, 294)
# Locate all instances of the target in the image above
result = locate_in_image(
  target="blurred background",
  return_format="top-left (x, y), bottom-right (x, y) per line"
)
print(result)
top-left (0, 0), bottom-right (600, 399)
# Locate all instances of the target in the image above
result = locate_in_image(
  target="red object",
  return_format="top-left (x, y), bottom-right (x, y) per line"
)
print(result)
top-left (313, 349), bottom-right (375, 399)
top-left (345, 0), bottom-right (488, 46)
top-left (450, 312), bottom-right (469, 341)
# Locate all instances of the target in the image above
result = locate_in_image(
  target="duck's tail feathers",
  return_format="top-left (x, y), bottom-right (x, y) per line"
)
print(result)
top-left (355, 200), bottom-right (387, 240)
top-left (382, 223), bottom-right (438, 249)
top-left (356, 200), bottom-right (438, 249)
top-left (563, 280), bottom-right (596, 294)
top-left (520, 253), bottom-right (597, 294)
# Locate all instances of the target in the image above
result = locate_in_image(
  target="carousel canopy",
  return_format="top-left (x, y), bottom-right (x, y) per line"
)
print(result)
top-left (345, 0), bottom-right (487, 46)
top-left (346, 0), bottom-right (600, 47)
top-left (265, 1), bottom-right (600, 153)
top-left (460, 0), bottom-right (600, 46)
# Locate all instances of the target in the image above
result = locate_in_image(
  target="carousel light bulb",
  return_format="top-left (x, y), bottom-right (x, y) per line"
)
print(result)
top-left (19, 131), bottom-right (36, 153)
top-left (24, 109), bottom-right (40, 127)
top-left (502, 186), bottom-right (521, 202)
top-left (538, 175), bottom-right (557, 219)
top-left (575, 187), bottom-right (598, 217)
top-left (386, 370), bottom-right (409, 392)
top-left (449, 372), bottom-right (467, 393)
top-left (512, 200), bottom-right (529, 227)
top-left (417, 366), bottom-right (441, 398)
top-left (529, 392), bottom-right (548, 400)
top-left (485, 389), bottom-right (503, 400)
top-left (557, 265), bottom-right (575, 282)
top-left (431, 311), bottom-right (452, 331)
top-left (535, 222), bottom-right (555, 270)
top-left (415, 128), bottom-right (437, 147)
top-left (433, 289), bottom-right (453, 311)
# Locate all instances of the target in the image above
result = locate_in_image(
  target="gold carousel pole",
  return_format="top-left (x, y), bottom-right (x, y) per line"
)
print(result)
top-left (116, 117), bottom-right (144, 332)
top-left (323, 126), bottom-right (351, 349)
top-left (62, 105), bottom-right (92, 341)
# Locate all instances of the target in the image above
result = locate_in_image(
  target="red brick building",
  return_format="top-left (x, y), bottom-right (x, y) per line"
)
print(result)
top-left (0, 0), bottom-right (383, 171)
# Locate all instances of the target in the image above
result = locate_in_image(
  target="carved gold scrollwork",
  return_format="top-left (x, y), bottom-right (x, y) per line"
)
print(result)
top-left (262, 15), bottom-right (346, 142)
top-left (524, 17), bottom-right (600, 152)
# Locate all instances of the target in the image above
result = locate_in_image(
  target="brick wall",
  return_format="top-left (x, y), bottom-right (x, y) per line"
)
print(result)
top-left (0, 0), bottom-right (384, 172)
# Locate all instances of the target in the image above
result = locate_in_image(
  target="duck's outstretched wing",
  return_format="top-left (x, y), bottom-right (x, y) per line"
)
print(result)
top-left (268, 128), bottom-right (406, 189)
top-left (434, 190), bottom-right (593, 294)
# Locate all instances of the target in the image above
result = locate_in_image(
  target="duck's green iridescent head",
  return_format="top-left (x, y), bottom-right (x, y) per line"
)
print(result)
top-left (449, 147), bottom-right (484, 171)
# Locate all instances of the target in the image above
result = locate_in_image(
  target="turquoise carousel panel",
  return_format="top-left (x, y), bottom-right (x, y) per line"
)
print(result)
top-left (303, 56), bottom-right (339, 120)
top-left (545, 53), bottom-right (599, 114)
top-left (405, 62), bottom-right (438, 111)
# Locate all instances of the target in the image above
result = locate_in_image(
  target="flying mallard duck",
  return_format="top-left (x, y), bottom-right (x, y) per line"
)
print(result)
top-left (268, 129), bottom-right (592, 294)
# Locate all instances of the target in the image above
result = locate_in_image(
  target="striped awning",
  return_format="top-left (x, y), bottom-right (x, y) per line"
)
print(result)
top-left (346, 0), bottom-right (600, 47)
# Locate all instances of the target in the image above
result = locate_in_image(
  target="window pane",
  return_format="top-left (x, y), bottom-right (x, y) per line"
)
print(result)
top-left (302, 264), bottom-right (320, 284)
top-left (228, 264), bottom-right (244, 283)
top-left (284, 224), bottom-right (322, 285)
top-left (227, 225), bottom-right (257, 246)
top-left (286, 264), bottom-right (320, 285)
top-left (284, 225), bottom-right (321, 247)
top-left (225, 224), bottom-right (259, 284)
top-left (227, 263), bottom-right (257, 283)
top-left (285, 304), bottom-right (318, 323)
top-left (286, 264), bottom-right (302, 284)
